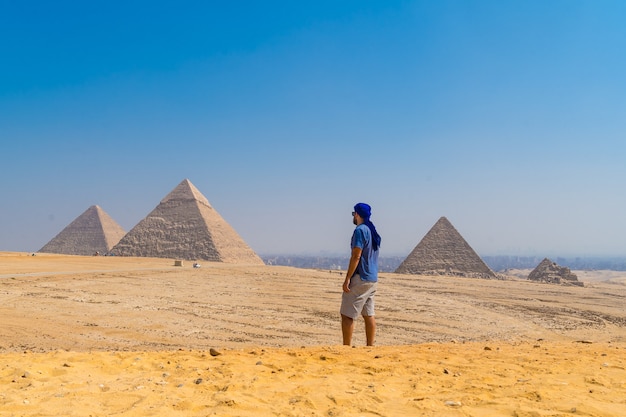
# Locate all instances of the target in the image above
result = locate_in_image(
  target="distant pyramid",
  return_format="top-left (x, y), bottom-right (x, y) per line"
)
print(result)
top-left (110, 179), bottom-right (264, 264)
top-left (39, 205), bottom-right (126, 256)
top-left (395, 216), bottom-right (496, 278)
top-left (528, 258), bottom-right (583, 286)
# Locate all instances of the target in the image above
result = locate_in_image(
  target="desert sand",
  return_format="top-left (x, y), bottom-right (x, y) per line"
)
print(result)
top-left (1, 252), bottom-right (625, 416)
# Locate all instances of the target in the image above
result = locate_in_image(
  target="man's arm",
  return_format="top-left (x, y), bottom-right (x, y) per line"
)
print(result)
top-left (343, 246), bottom-right (362, 293)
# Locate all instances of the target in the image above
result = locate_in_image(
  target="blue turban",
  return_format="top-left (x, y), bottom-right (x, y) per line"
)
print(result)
top-left (354, 203), bottom-right (371, 219)
top-left (354, 203), bottom-right (381, 251)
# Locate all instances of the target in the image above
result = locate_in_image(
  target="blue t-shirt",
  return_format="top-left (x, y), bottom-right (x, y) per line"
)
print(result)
top-left (351, 223), bottom-right (379, 282)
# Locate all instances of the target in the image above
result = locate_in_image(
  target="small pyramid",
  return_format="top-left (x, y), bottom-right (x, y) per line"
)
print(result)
top-left (528, 258), bottom-right (582, 286)
top-left (39, 205), bottom-right (126, 256)
top-left (395, 216), bottom-right (496, 278)
top-left (110, 179), bottom-right (264, 264)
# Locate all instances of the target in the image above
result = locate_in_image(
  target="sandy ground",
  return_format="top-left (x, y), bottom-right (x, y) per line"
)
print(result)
top-left (1, 252), bottom-right (625, 416)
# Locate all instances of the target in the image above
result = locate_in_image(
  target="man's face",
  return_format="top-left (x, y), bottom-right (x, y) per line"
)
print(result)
top-left (352, 211), bottom-right (358, 225)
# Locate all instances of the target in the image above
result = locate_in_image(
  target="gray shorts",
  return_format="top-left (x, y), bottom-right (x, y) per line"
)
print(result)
top-left (340, 274), bottom-right (377, 319)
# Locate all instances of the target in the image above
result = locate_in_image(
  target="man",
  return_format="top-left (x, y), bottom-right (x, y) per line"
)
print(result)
top-left (341, 202), bottom-right (382, 346)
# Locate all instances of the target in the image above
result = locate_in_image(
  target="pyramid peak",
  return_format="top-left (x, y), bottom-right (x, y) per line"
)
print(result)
top-left (88, 205), bottom-right (109, 219)
top-left (537, 257), bottom-right (554, 266)
top-left (161, 179), bottom-right (211, 206)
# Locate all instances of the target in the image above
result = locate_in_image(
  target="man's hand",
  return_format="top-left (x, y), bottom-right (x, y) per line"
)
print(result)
top-left (343, 278), bottom-right (351, 293)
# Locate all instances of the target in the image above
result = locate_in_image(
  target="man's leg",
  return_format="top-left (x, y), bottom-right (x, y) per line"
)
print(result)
top-left (341, 314), bottom-right (355, 346)
top-left (364, 315), bottom-right (376, 346)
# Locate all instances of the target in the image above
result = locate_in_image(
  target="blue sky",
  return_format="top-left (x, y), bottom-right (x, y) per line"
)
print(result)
top-left (1, 0), bottom-right (625, 257)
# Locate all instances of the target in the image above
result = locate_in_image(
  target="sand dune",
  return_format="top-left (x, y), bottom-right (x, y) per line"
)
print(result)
top-left (1, 252), bottom-right (625, 416)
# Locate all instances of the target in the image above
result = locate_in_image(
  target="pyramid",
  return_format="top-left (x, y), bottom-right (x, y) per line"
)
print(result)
top-left (39, 205), bottom-right (126, 256)
top-left (528, 258), bottom-right (583, 286)
top-left (110, 179), bottom-right (264, 264)
top-left (395, 216), bottom-right (496, 278)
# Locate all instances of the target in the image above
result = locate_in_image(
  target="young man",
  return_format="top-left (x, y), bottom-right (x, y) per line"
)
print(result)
top-left (341, 202), bottom-right (382, 346)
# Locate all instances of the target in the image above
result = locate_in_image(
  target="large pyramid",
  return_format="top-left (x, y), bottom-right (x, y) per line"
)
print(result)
top-left (39, 205), bottom-right (126, 256)
top-left (395, 216), bottom-right (496, 278)
top-left (110, 179), bottom-right (264, 264)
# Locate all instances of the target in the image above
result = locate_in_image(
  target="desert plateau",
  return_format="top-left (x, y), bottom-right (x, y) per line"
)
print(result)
top-left (1, 251), bottom-right (625, 416)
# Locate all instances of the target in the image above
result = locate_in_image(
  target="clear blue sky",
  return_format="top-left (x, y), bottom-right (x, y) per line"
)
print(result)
top-left (1, 1), bottom-right (625, 257)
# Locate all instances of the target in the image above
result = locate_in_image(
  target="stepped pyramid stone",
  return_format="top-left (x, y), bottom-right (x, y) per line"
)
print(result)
top-left (528, 258), bottom-right (583, 286)
top-left (110, 179), bottom-right (264, 264)
top-left (395, 216), bottom-right (496, 278)
top-left (39, 205), bottom-right (126, 256)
